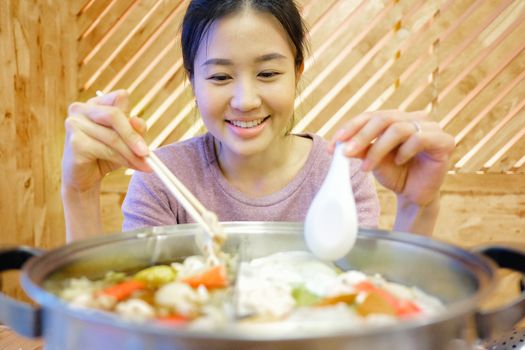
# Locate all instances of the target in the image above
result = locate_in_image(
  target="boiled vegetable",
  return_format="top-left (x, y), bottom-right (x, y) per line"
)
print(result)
top-left (354, 280), bottom-right (421, 317)
top-left (316, 292), bottom-right (357, 307)
top-left (156, 314), bottom-right (189, 326)
top-left (356, 291), bottom-right (396, 316)
top-left (134, 265), bottom-right (177, 288)
top-left (292, 286), bottom-right (321, 307)
top-left (181, 265), bottom-right (228, 289)
top-left (99, 280), bottom-right (146, 301)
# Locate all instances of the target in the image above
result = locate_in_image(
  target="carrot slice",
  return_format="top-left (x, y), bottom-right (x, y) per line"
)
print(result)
top-left (181, 265), bottom-right (228, 289)
top-left (98, 280), bottom-right (146, 301)
top-left (353, 280), bottom-right (376, 292)
top-left (354, 280), bottom-right (422, 317)
top-left (354, 281), bottom-right (398, 306)
top-left (396, 299), bottom-right (422, 317)
top-left (156, 315), bottom-right (189, 326)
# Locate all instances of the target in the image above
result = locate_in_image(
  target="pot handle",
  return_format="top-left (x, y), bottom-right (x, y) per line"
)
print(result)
top-left (0, 246), bottom-right (44, 338)
top-left (474, 244), bottom-right (525, 340)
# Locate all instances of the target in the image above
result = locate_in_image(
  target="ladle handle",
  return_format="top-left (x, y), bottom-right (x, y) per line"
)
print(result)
top-left (0, 246), bottom-right (43, 338)
top-left (474, 244), bottom-right (525, 340)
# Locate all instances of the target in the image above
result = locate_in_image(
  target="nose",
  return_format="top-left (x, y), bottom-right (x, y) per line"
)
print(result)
top-left (230, 77), bottom-right (261, 111)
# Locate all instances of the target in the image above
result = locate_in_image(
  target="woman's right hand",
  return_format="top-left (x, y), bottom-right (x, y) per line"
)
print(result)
top-left (62, 90), bottom-right (151, 192)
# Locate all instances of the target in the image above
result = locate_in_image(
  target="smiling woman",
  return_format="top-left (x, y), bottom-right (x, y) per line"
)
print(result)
top-left (61, 0), bottom-right (454, 244)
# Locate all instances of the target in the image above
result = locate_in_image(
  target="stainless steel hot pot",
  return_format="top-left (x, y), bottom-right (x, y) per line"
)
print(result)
top-left (1, 222), bottom-right (525, 350)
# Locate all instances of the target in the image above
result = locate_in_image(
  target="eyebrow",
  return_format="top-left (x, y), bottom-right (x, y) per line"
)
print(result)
top-left (202, 53), bottom-right (288, 66)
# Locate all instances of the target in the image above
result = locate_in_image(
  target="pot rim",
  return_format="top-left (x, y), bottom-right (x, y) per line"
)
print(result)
top-left (21, 222), bottom-right (497, 341)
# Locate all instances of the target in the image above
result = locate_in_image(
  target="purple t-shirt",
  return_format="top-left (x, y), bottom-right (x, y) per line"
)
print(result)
top-left (122, 133), bottom-right (380, 231)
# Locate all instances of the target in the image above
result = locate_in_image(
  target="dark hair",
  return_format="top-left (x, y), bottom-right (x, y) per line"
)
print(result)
top-left (181, 0), bottom-right (307, 79)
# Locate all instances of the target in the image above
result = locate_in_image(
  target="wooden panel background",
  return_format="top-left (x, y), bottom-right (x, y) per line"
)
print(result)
top-left (1, 0), bottom-right (524, 300)
top-left (0, 0), bottom-right (76, 300)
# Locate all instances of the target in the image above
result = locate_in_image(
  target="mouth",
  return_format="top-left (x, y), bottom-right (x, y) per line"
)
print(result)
top-left (226, 116), bottom-right (270, 129)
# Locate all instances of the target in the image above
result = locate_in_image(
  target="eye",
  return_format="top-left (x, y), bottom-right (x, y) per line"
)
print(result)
top-left (207, 74), bottom-right (231, 82)
top-left (258, 71), bottom-right (281, 79)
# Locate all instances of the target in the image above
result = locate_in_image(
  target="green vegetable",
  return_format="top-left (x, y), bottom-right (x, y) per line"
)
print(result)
top-left (103, 271), bottom-right (127, 284)
top-left (134, 265), bottom-right (177, 288)
top-left (292, 286), bottom-right (320, 307)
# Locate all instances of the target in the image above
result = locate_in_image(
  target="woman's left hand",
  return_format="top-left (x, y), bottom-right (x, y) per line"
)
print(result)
top-left (330, 110), bottom-right (455, 207)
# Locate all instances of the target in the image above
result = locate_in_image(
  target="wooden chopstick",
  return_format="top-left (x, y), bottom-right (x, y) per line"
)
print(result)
top-left (145, 153), bottom-right (223, 266)
top-left (145, 153), bottom-right (218, 239)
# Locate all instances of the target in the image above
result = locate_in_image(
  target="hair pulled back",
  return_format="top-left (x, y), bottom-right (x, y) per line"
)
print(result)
top-left (181, 0), bottom-right (307, 79)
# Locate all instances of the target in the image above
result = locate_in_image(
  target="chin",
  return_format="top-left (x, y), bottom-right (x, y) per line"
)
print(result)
top-left (226, 136), bottom-right (273, 157)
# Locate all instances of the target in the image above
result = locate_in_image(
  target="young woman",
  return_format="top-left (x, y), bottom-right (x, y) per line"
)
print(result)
top-left (62, 0), bottom-right (455, 242)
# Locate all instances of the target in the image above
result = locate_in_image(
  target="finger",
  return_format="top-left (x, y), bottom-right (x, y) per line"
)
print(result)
top-left (65, 120), bottom-right (133, 171)
top-left (130, 116), bottom-right (147, 135)
top-left (73, 115), bottom-right (151, 172)
top-left (341, 113), bottom-right (396, 158)
top-left (83, 133), bottom-right (135, 171)
top-left (331, 112), bottom-right (373, 144)
top-left (361, 121), bottom-right (418, 171)
top-left (68, 102), bottom-right (149, 157)
top-left (331, 110), bottom-right (429, 156)
top-left (395, 130), bottom-right (455, 165)
top-left (67, 114), bottom-right (151, 172)
top-left (87, 89), bottom-right (130, 113)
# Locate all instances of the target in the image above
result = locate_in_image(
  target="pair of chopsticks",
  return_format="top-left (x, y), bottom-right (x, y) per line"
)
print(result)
top-left (147, 154), bottom-right (224, 266)
top-left (95, 91), bottom-right (223, 263)
top-left (144, 152), bottom-right (222, 243)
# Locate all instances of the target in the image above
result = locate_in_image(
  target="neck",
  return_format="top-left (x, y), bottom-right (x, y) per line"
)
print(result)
top-left (214, 134), bottom-right (310, 196)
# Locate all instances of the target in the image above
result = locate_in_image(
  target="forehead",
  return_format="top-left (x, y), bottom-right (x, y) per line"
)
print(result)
top-left (195, 8), bottom-right (295, 63)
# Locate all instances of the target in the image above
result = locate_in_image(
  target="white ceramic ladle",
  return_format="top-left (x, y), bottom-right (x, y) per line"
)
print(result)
top-left (304, 142), bottom-right (358, 261)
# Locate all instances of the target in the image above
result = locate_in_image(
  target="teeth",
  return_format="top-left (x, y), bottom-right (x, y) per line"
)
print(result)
top-left (230, 118), bottom-right (265, 128)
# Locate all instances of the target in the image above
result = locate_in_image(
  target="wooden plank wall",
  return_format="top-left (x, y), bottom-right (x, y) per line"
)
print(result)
top-left (0, 0), bottom-right (76, 298)
top-left (1, 0), bottom-right (524, 299)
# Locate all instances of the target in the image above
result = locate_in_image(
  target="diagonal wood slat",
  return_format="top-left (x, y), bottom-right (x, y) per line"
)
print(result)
top-left (436, 2), bottom-right (525, 115)
top-left (293, 0), bottom-right (403, 133)
top-left (78, 0), bottom-right (138, 51)
top-left (74, 0), bottom-right (95, 16)
top-left (487, 120), bottom-right (525, 173)
top-left (103, 6), bottom-right (186, 97)
top-left (452, 53), bottom-right (525, 164)
top-left (77, 0), bottom-right (115, 40)
top-left (457, 92), bottom-right (525, 172)
top-left (82, 1), bottom-right (187, 101)
top-left (79, 0), bottom-right (174, 92)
